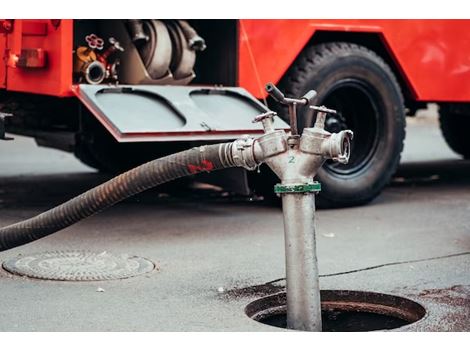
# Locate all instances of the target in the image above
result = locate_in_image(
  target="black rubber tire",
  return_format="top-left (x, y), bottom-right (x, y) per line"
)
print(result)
top-left (439, 105), bottom-right (470, 159)
top-left (74, 143), bottom-right (108, 172)
top-left (271, 42), bottom-right (406, 208)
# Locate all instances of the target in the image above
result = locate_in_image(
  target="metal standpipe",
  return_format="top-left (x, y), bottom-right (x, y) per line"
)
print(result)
top-left (281, 191), bottom-right (321, 331)
top-left (235, 82), bottom-right (354, 331)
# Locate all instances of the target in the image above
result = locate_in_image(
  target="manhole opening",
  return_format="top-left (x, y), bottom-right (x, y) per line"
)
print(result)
top-left (245, 290), bottom-right (426, 332)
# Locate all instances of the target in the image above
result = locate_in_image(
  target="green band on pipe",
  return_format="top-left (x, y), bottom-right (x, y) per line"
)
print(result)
top-left (274, 182), bottom-right (321, 194)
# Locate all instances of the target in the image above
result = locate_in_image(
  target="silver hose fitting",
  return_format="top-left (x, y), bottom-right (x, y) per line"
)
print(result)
top-left (321, 129), bottom-right (353, 163)
top-left (84, 60), bottom-right (107, 85)
top-left (227, 135), bottom-right (259, 170)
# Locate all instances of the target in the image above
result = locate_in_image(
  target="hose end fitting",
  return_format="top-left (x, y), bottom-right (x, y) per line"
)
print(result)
top-left (321, 130), bottom-right (353, 164)
top-left (228, 136), bottom-right (260, 170)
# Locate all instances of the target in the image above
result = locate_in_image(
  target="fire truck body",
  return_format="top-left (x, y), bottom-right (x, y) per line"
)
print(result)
top-left (2, 20), bottom-right (470, 101)
top-left (1, 19), bottom-right (469, 206)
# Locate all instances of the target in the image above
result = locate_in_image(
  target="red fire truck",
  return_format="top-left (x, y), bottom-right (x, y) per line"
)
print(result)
top-left (1, 19), bottom-right (469, 207)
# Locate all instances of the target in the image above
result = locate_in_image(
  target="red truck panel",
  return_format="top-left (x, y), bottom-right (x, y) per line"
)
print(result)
top-left (3, 20), bottom-right (470, 103)
top-left (239, 19), bottom-right (470, 102)
top-left (0, 32), bottom-right (5, 88)
top-left (5, 19), bottom-right (73, 97)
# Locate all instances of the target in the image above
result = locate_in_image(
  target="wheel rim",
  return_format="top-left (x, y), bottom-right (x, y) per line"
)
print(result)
top-left (304, 79), bottom-right (383, 177)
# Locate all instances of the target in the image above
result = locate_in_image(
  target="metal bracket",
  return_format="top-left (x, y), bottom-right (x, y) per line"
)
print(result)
top-left (274, 182), bottom-right (321, 194)
top-left (0, 113), bottom-right (14, 141)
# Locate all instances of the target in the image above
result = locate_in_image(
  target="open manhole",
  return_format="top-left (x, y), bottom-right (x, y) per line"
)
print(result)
top-left (245, 290), bottom-right (426, 331)
top-left (2, 250), bottom-right (155, 281)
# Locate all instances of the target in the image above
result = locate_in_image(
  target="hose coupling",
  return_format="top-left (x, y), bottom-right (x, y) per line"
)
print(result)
top-left (229, 135), bottom-right (259, 170)
top-left (300, 128), bottom-right (353, 164)
top-left (321, 130), bottom-right (353, 164)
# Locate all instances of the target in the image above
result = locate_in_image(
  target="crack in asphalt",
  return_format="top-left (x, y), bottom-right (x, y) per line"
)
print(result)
top-left (265, 251), bottom-right (470, 284)
top-left (320, 251), bottom-right (470, 277)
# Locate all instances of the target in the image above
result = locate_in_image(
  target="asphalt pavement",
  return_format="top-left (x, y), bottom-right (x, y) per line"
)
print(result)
top-left (0, 106), bottom-right (468, 331)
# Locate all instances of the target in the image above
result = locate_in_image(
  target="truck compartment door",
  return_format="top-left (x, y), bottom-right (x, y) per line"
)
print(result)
top-left (73, 84), bottom-right (288, 142)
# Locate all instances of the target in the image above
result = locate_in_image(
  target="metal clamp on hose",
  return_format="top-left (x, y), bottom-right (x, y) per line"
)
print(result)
top-left (229, 136), bottom-right (259, 171)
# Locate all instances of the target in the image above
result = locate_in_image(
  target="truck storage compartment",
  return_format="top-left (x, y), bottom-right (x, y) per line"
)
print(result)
top-left (73, 84), bottom-right (289, 142)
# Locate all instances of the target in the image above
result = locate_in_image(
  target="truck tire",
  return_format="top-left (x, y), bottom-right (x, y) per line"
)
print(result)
top-left (276, 42), bottom-right (406, 207)
top-left (74, 143), bottom-right (108, 172)
top-left (439, 104), bottom-right (470, 158)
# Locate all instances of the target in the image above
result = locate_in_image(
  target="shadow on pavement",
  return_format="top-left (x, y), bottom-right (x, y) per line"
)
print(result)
top-left (393, 158), bottom-right (470, 187)
top-left (1, 158), bottom-right (470, 209)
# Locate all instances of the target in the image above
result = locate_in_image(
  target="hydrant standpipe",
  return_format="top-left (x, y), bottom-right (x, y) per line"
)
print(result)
top-left (252, 83), bottom-right (353, 331)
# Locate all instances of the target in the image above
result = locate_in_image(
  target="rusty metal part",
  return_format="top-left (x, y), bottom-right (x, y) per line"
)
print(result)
top-left (16, 48), bottom-right (47, 69)
top-left (245, 290), bottom-right (427, 331)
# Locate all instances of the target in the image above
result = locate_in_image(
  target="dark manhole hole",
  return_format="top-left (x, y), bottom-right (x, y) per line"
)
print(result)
top-left (245, 290), bottom-right (426, 331)
top-left (2, 250), bottom-right (155, 281)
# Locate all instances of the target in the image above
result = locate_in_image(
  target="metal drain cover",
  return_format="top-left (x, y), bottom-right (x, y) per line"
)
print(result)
top-left (2, 250), bottom-right (155, 281)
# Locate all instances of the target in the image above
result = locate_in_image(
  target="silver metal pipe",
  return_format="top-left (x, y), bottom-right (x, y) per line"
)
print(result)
top-left (281, 192), bottom-right (322, 332)
top-left (251, 88), bottom-right (353, 332)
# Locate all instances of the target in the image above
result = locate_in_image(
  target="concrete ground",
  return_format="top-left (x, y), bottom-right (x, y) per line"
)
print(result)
top-left (0, 106), bottom-right (468, 331)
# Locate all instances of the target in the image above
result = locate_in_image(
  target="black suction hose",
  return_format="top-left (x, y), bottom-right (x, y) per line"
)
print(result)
top-left (0, 143), bottom-right (237, 252)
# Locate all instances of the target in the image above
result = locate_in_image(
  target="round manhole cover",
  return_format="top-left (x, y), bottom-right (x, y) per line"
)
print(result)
top-left (2, 250), bottom-right (155, 281)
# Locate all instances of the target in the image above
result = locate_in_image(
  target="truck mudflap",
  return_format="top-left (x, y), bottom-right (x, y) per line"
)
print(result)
top-left (72, 84), bottom-right (289, 142)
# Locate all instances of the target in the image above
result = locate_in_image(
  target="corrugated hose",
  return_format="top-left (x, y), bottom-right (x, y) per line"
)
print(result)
top-left (0, 143), bottom-right (237, 251)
